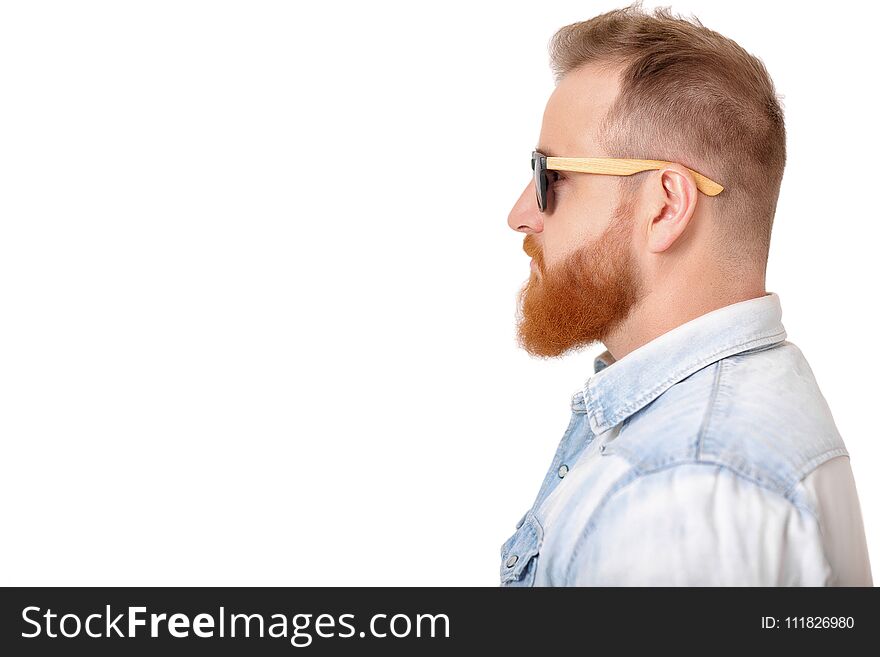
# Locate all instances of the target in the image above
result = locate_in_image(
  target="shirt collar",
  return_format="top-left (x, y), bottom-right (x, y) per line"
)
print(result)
top-left (583, 292), bottom-right (787, 435)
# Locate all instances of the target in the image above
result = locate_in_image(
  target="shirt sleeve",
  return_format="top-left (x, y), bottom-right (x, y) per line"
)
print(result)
top-left (798, 455), bottom-right (874, 586)
top-left (563, 463), bottom-right (834, 586)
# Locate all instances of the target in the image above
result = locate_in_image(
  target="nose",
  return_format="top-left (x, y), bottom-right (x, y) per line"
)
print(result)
top-left (507, 179), bottom-right (544, 234)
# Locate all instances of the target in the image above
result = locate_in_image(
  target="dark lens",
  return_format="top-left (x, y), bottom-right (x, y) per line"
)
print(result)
top-left (533, 152), bottom-right (547, 212)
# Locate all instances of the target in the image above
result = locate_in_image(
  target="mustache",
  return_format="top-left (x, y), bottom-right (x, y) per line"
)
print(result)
top-left (523, 237), bottom-right (541, 260)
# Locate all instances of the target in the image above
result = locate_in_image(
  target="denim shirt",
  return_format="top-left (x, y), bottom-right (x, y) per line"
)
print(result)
top-left (500, 292), bottom-right (873, 586)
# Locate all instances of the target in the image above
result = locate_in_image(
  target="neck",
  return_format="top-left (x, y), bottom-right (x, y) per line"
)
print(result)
top-left (604, 280), bottom-right (768, 361)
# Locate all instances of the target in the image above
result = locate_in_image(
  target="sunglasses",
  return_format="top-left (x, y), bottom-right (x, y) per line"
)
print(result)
top-left (531, 149), bottom-right (724, 213)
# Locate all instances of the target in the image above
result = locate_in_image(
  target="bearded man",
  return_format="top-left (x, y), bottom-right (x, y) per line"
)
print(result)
top-left (502, 3), bottom-right (872, 587)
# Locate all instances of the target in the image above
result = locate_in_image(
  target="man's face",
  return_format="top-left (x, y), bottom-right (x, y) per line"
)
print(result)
top-left (508, 64), bottom-right (646, 358)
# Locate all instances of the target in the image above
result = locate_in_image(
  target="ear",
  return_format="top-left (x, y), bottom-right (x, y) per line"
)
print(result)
top-left (645, 164), bottom-right (698, 254)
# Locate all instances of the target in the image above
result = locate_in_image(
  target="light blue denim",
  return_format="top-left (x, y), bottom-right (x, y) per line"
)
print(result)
top-left (500, 292), bottom-right (865, 586)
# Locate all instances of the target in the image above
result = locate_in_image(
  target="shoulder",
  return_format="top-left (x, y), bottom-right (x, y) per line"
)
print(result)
top-left (610, 341), bottom-right (848, 498)
top-left (563, 462), bottom-right (832, 586)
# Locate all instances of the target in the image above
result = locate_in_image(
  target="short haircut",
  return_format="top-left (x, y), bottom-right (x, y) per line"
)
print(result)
top-left (549, 1), bottom-right (786, 270)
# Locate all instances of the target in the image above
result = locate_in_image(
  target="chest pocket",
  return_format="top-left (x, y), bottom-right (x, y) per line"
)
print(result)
top-left (499, 510), bottom-right (544, 586)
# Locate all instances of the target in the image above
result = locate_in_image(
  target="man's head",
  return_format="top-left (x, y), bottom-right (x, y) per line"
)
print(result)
top-left (508, 2), bottom-right (786, 359)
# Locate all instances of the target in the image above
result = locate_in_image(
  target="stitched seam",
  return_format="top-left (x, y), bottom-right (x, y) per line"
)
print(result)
top-left (585, 383), bottom-right (605, 429)
top-left (695, 360), bottom-right (724, 461)
top-left (782, 447), bottom-right (851, 498)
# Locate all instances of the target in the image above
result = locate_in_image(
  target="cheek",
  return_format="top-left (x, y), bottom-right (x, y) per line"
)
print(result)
top-left (543, 186), bottom-right (615, 259)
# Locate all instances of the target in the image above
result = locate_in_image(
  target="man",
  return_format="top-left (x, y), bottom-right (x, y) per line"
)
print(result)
top-left (502, 3), bottom-right (872, 586)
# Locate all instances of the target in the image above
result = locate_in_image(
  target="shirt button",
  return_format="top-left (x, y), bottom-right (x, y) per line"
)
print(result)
top-left (557, 464), bottom-right (569, 478)
top-left (599, 444), bottom-right (607, 454)
top-left (506, 554), bottom-right (519, 568)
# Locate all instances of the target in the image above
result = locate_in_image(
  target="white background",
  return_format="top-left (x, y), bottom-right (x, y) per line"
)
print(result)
top-left (0, 0), bottom-right (877, 585)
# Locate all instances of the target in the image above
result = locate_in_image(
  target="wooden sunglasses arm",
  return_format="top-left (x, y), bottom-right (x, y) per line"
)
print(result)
top-left (546, 156), bottom-right (724, 196)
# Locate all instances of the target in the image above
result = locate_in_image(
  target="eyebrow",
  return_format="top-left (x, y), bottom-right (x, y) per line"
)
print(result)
top-left (535, 146), bottom-right (561, 158)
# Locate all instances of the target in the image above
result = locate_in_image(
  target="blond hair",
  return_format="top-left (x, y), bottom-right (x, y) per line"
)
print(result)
top-left (549, 1), bottom-right (786, 270)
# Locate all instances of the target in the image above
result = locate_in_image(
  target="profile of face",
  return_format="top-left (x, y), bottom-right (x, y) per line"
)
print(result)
top-left (508, 64), bottom-right (646, 359)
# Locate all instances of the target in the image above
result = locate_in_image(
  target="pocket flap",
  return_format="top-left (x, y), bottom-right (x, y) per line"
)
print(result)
top-left (499, 512), bottom-right (543, 584)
